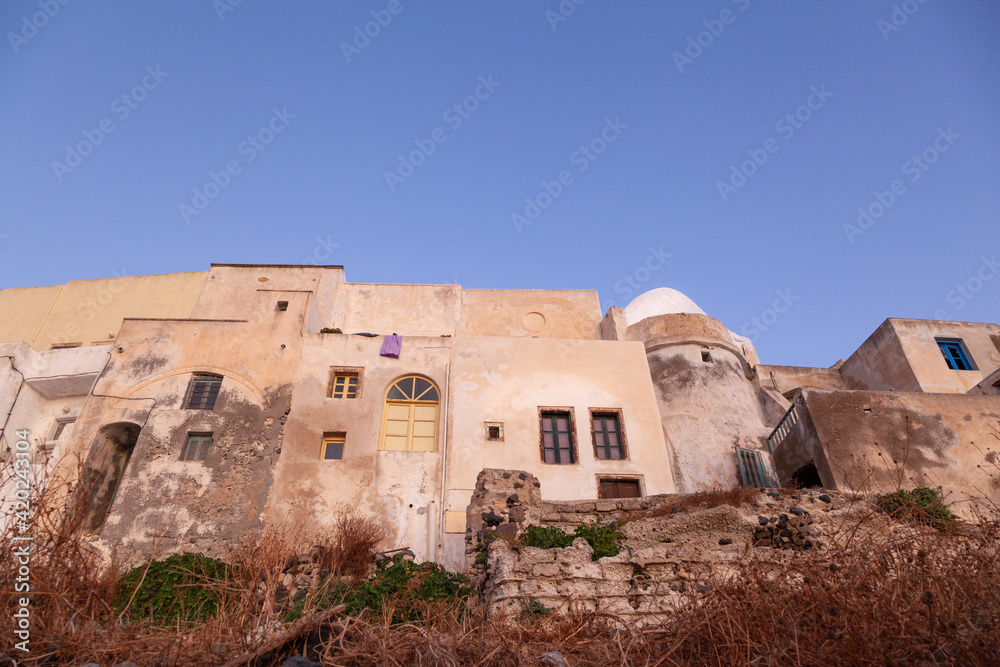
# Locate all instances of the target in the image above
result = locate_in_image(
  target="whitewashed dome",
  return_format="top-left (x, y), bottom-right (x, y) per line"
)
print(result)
top-left (622, 288), bottom-right (706, 326)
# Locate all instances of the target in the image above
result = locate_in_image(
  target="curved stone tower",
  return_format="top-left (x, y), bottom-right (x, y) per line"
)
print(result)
top-left (603, 288), bottom-right (770, 492)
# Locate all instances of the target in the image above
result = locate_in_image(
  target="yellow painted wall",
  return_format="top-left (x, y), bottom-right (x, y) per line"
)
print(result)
top-left (0, 272), bottom-right (207, 350)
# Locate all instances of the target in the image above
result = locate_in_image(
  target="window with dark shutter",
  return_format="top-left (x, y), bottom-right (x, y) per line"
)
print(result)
top-left (183, 375), bottom-right (223, 410)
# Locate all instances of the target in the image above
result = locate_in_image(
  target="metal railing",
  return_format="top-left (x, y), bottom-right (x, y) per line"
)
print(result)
top-left (766, 404), bottom-right (798, 453)
top-left (735, 446), bottom-right (772, 489)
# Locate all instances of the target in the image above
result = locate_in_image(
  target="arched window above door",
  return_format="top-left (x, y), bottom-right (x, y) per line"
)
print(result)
top-left (380, 376), bottom-right (439, 452)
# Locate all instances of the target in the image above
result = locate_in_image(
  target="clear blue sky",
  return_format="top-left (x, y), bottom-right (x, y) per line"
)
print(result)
top-left (2, 1), bottom-right (997, 367)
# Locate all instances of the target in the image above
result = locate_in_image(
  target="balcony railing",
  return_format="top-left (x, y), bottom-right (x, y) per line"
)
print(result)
top-left (766, 404), bottom-right (798, 453)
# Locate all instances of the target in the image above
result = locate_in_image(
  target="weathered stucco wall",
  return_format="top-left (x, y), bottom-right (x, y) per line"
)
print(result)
top-left (839, 320), bottom-right (921, 392)
top-left (0, 272), bottom-right (206, 351)
top-left (644, 340), bottom-right (769, 490)
top-left (889, 319), bottom-right (1000, 394)
top-left (460, 289), bottom-right (601, 340)
top-left (191, 264), bottom-right (342, 326)
top-left (265, 330), bottom-right (451, 565)
top-left (758, 364), bottom-right (847, 396)
top-left (339, 283), bottom-right (461, 337)
top-left (56, 288), bottom-right (310, 560)
top-left (781, 389), bottom-right (1000, 515)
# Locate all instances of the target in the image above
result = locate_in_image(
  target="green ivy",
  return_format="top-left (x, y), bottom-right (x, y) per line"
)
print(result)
top-left (113, 552), bottom-right (230, 625)
top-left (523, 521), bottom-right (625, 561)
top-left (523, 525), bottom-right (573, 550)
top-left (876, 487), bottom-right (959, 531)
top-left (343, 555), bottom-right (471, 624)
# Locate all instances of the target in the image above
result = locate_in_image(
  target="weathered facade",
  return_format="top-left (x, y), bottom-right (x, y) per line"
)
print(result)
top-left (1, 264), bottom-right (998, 571)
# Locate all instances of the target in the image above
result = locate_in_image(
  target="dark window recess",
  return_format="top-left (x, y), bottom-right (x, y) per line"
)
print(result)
top-left (542, 412), bottom-right (574, 464)
top-left (701, 350), bottom-right (712, 362)
top-left (181, 433), bottom-right (212, 461)
top-left (276, 301), bottom-right (288, 311)
top-left (936, 338), bottom-right (976, 371)
top-left (593, 414), bottom-right (624, 460)
top-left (323, 438), bottom-right (345, 460)
top-left (184, 375), bottom-right (223, 410)
top-left (599, 479), bottom-right (641, 499)
top-left (487, 426), bottom-right (500, 439)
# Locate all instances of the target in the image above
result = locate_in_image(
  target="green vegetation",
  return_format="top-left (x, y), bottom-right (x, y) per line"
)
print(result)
top-left (523, 521), bottom-right (625, 560)
top-left (114, 552), bottom-right (230, 624)
top-left (523, 525), bottom-right (574, 550)
top-left (343, 555), bottom-right (471, 624)
top-left (319, 327), bottom-right (343, 334)
top-left (519, 598), bottom-right (554, 622)
top-left (875, 487), bottom-right (960, 530)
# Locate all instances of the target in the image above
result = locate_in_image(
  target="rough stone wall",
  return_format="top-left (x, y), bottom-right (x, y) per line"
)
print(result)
top-left (477, 472), bottom-right (867, 623)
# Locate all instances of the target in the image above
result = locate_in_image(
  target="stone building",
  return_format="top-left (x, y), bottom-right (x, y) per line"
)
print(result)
top-left (1, 264), bottom-right (998, 571)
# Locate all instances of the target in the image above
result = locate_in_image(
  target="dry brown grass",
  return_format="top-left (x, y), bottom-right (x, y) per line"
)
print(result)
top-left (622, 485), bottom-right (764, 522)
top-left (3, 460), bottom-right (1000, 666)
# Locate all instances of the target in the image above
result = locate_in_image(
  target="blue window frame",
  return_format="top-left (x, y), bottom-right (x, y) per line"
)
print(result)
top-left (936, 338), bottom-right (975, 371)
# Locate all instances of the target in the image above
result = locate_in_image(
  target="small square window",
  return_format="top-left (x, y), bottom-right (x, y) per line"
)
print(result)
top-left (701, 350), bottom-right (712, 363)
top-left (485, 422), bottom-right (504, 441)
top-left (322, 434), bottom-right (345, 460)
top-left (184, 374), bottom-right (223, 410)
top-left (332, 373), bottom-right (359, 398)
top-left (276, 301), bottom-right (288, 312)
top-left (181, 433), bottom-right (212, 461)
top-left (540, 410), bottom-right (575, 464)
top-left (936, 338), bottom-right (976, 371)
top-left (329, 368), bottom-right (363, 399)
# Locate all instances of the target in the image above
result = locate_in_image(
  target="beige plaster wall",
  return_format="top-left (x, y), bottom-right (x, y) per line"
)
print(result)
top-left (459, 289), bottom-right (601, 340)
top-left (888, 319), bottom-right (1000, 394)
top-left (265, 331), bottom-right (450, 564)
top-left (0, 273), bottom-right (206, 351)
top-left (191, 264), bottom-right (342, 325)
top-left (795, 389), bottom-right (1000, 515)
top-left (759, 365), bottom-right (847, 397)
top-left (56, 288), bottom-right (313, 561)
top-left (339, 283), bottom-right (461, 337)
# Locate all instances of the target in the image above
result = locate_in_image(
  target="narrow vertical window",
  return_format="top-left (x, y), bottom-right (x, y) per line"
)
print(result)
top-left (592, 413), bottom-right (624, 460)
top-left (541, 411), bottom-right (574, 464)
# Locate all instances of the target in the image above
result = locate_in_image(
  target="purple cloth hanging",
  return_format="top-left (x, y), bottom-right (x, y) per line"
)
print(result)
top-left (380, 334), bottom-right (401, 358)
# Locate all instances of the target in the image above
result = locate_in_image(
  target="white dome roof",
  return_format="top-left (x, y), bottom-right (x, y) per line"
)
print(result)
top-left (622, 288), bottom-right (705, 325)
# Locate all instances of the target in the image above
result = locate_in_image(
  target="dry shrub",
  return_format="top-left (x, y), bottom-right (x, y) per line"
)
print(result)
top-left (623, 485), bottom-right (763, 522)
top-left (328, 513), bottom-right (387, 581)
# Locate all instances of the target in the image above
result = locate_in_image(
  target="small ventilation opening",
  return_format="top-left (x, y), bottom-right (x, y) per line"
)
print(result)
top-left (276, 301), bottom-right (288, 312)
top-left (701, 350), bottom-right (712, 363)
top-left (790, 463), bottom-right (823, 489)
top-left (487, 426), bottom-right (500, 439)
